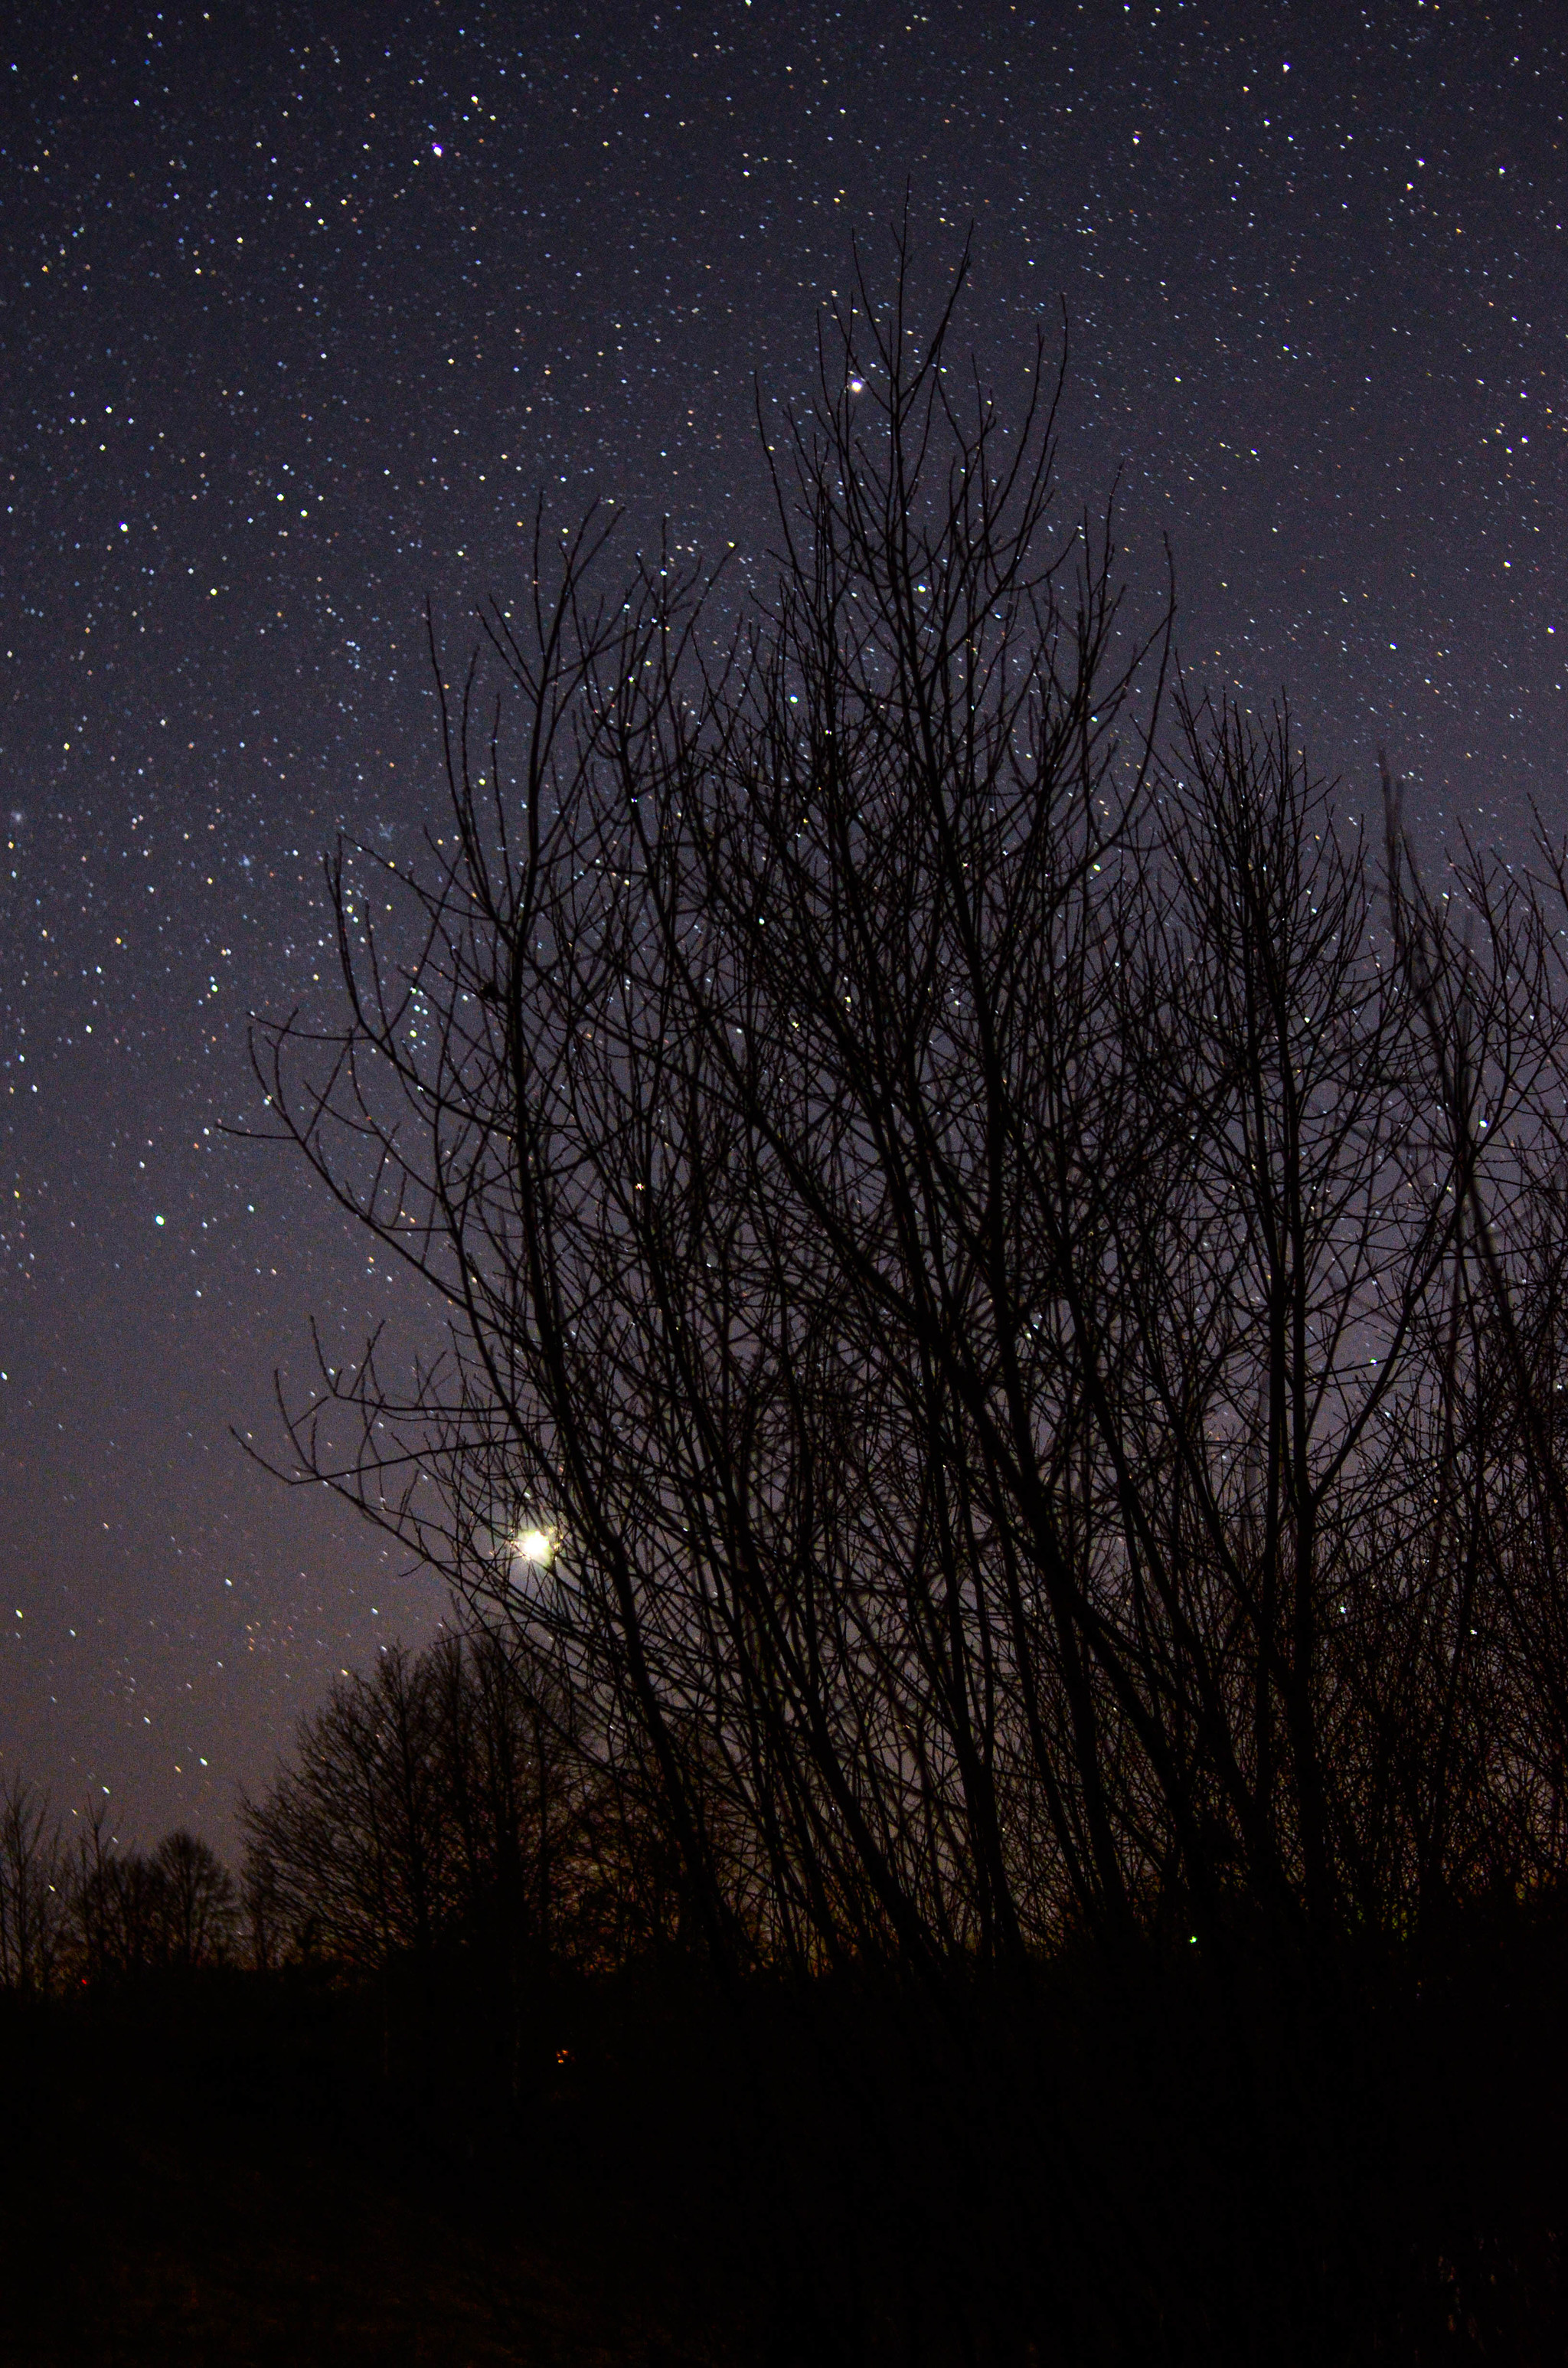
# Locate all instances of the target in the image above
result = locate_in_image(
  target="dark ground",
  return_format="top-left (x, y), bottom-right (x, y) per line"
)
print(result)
top-left (0, 1970), bottom-right (750, 2367)
top-left (5, 1912), bottom-right (1568, 2366)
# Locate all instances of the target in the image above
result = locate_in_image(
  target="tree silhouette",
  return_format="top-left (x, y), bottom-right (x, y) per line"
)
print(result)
top-left (0, 1776), bottom-right (65, 1993)
top-left (153, 1830), bottom-right (237, 1969)
top-left (61, 1810), bottom-right (237, 1980)
top-left (247, 241), bottom-right (1568, 2358)
top-left (256, 245), bottom-right (1568, 1977)
top-left (240, 1627), bottom-right (673, 1980)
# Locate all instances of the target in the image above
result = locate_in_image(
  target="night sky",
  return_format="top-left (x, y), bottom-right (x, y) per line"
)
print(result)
top-left (4, 0), bottom-right (1565, 1855)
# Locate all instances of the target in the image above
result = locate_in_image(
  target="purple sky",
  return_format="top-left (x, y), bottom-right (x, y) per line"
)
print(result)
top-left (4, 0), bottom-right (1566, 1855)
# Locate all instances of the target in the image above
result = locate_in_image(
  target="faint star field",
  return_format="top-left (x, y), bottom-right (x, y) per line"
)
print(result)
top-left (3, 0), bottom-right (1566, 1849)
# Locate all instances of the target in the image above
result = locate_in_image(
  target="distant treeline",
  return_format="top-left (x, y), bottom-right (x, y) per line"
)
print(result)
top-left (0, 1776), bottom-right (236, 1990)
top-left (1, 1626), bottom-right (652, 1996)
top-left (239, 1628), bottom-right (682, 1977)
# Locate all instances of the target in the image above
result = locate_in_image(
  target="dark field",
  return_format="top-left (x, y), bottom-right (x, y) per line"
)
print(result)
top-left (0, 1972), bottom-right (749, 2367)
top-left (5, 1914), bottom-right (1568, 2367)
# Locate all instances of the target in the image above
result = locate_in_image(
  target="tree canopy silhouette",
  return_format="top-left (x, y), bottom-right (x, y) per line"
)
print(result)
top-left (255, 246), bottom-right (1568, 2002)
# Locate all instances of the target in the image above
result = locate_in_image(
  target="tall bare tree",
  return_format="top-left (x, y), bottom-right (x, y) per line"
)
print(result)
top-left (253, 244), bottom-right (1568, 2009)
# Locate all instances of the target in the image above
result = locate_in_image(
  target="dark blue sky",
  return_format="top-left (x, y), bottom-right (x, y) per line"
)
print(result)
top-left (4, 0), bottom-right (1565, 1853)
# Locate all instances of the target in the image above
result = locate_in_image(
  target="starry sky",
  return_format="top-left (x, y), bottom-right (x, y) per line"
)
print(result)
top-left (3, 0), bottom-right (1565, 1856)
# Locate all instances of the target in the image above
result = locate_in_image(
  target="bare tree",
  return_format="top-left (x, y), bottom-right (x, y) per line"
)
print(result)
top-left (251, 243), bottom-right (1568, 2011)
top-left (240, 1644), bottom-right (449, 1968)
top-left (240, 1629), bottom-right (609, 1976)
top-left (0, 1775), bottom-right (66, 1992)
top-left (154, 1830), bottom-right (238, 1969)
top-left (67, 1810), bottom-right (238, 1980)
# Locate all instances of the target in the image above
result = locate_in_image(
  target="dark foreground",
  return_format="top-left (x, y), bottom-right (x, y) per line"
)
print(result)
top-left (3, 1910), bottom-right (1568, 2366)
top-left (0, 1969), bottom-right (750, 2367)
